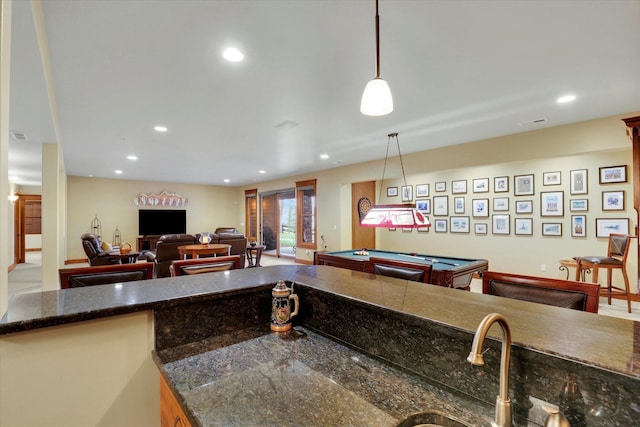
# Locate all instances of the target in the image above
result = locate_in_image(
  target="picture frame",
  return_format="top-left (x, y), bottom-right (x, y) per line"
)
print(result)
top-left (514, 174), bottom-right (534, 196)
top-left (402, 227), bottom-right (413, 233)
top-left (386, 186), bottom-right (398, 197)
top-left (493, 197), bottom-right (509, 212)
top-left (473, 178), bottom-right (489, 193)
top-left (388, 227), bottom-right (396, 231)
top-left (570, 169), bottom-right (588, 195)
top-left (401, 185), bottom-right (413, 202)
top-left (570, 199), bottom-right (588, 212)
top-left (599, 165), bottom-right (627, 184)
top-left (475, 223), bottom-right (488, 234)
top-left (515, 200), bottom-right (533, 214)
top-left (416, 199), bottom-right (430, 214)
top-left (602, 190), bottom-right (625, 211)
top-left (472, 199), bottom-right (489, 217)
top-left (454, 197), bottom-right (465, 214)
top-left (571, 215), bottom-right (586, 237)
top-left (450, 216), bottom-right (470, 233)
top-left (543, 171), bottom-right (561, 186)
top-left (494, 176), bottom-right (509, 193)
top-left (417, 224), bottom-right (430, 233)
top-left (434, 219), bottom-right (447, 233)
top-left (415, 184), bottom-right (429, 198)
top-left (433, 195), bottom-right (449, 216)
top-left (514, 218), bottom-right (533, 235)
top-left (452, 180), bottom-right (467, 194)
top-left (435, 181), bottom-right (446, 192)
top-left (492, 214), bottom-right (510, 235)
top-left (542, 223), bottom-right (562, 236)
top-left (540, 191), bottom-right (564, 216)
top-left (596, 218), bottom-right (629, 237)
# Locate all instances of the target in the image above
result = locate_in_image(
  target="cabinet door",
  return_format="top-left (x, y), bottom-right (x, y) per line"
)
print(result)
top-left (160, 375), bottom-right (192, 427)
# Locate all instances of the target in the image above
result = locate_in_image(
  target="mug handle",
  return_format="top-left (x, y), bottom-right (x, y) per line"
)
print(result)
top-left (289, 294), bottom-right (299, 318)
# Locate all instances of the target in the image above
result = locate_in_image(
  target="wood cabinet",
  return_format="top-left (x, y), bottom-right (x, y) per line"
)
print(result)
top-left (160, 375), bottom-right (192, 427)
top-left (137, 235), bottom-right (160, 252)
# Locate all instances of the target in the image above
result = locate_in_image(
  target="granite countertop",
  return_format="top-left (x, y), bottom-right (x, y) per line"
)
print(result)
top-left (154, 326), bottom-right (493, 427)
top-left (2, 265), bottom-right (640, 379)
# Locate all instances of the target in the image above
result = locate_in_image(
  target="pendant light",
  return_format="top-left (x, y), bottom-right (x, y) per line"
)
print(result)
top-left (360, 133), bottom-right (430, 229)
top-left (360, 0), bottom-right (393, 116)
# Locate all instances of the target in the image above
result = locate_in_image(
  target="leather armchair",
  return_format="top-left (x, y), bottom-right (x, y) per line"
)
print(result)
top-left (153, 234), bottom-right (197, 278)
top-left (81, 233), bottom-right (119, 266)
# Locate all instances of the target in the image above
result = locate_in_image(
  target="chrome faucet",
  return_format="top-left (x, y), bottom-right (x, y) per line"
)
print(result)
top-left (467, 313), bottom-right (512, 427)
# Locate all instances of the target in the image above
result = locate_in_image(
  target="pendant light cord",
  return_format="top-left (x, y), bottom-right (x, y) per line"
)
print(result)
top-left (378, 132), bottom-right (408, 201)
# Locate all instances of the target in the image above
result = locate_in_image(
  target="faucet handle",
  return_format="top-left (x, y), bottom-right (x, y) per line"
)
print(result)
top-left (542, 405), bottom-right (570, 427)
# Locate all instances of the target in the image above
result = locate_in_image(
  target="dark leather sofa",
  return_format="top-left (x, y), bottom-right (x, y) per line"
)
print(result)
top-left (152, 234), bottom-right (197, 278)
top-left (194, 228), bottom-right (247, 267)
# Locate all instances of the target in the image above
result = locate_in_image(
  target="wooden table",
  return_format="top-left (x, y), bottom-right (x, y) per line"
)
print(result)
top-left (246, 245), bottom-right (266, 267)
top-left (177, 244), bottom-right (231, 260)
top-left (558, 259), bottom-right (590, 281)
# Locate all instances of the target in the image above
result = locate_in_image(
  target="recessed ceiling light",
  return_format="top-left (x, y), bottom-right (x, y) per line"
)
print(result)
top-left (320, 154), bottom-right (329, 159)
top-left (223, 48), bottom-right (244, 62)
top-left (556, 94), bottom-right (576, 104)
top-left (259, 170), bottom-right (266, 174)
top-left (114, 170), bottom-right (123, 174)
top-left (223, 179), bottom-right (230, 183)
top-left (127, 155), bottom-right (138, 161)
top-left (154, 125), bottom-right (168, 132)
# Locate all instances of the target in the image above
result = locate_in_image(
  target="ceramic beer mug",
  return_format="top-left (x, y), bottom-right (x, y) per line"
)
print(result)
top-left (270, 280), bottom-right (299, 332)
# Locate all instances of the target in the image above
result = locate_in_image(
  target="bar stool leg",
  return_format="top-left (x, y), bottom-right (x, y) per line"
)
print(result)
top-left (621, 268), bottom-right (632, 313)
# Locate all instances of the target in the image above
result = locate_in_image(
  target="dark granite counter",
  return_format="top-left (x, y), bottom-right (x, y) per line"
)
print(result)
top-left (3, 265), bottom-right (640, 425)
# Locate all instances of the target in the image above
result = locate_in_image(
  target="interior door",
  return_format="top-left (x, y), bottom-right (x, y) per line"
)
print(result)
top-left (14, 194), bottom-right (42, 264)
top-left (261, 194), bottom-right (278, 255)
top-left (352, 181), bottom-right (376, 249)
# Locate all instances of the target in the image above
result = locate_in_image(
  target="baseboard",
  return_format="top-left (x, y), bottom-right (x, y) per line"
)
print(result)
top-left (8, 263), bottom-right (16, 273)
top-left (26, 248), bottom-right (42, 252)
top-left (65, 258), bottom-right (89, 265)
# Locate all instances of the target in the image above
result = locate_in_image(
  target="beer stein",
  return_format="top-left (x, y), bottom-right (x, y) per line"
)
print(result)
top-left (270, 280), bottom-right (299, 332)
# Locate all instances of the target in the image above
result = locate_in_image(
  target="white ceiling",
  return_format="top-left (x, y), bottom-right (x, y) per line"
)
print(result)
top-left (8, 0), bottom-right (640, 188)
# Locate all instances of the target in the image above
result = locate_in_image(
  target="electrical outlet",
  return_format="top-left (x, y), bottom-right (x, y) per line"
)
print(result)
top-left (541, 264), bottom-right (546, 271)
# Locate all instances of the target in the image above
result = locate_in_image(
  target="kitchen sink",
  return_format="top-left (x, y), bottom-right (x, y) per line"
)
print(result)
top-left (395, 410), bottom-right (473, 427)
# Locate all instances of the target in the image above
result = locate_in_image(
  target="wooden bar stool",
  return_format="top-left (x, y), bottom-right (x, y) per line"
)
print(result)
top-left (574, 234), bottom-right (635, 313)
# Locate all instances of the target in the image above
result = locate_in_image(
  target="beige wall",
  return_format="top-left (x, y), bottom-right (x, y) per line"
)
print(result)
top-left (67, 177), bottom-right (241, 260)
top-left (239, 113), bottom-right (639, 283)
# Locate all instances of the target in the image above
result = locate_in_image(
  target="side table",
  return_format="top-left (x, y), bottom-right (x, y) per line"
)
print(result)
top-left (558, 259), bottom-right (590, 281)
top-left (246, 245), bottom-right (266, 267)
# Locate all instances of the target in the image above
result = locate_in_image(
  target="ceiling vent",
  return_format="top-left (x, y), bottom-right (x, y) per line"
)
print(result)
top-left (10, 131), bottom-right (28, 141)
top-left (518, 118), bottom-right (547, 127)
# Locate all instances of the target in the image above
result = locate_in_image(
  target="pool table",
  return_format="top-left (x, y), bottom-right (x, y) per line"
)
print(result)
top-left (314, 249), bottom-right (488, 289)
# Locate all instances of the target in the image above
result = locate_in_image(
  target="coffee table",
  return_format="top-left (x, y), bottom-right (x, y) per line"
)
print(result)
top-left (177, 244), bottom-right (231, 260)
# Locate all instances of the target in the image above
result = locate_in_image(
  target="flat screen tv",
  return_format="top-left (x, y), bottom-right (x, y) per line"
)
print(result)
top-left (138, 209), bottom-right (187, 236)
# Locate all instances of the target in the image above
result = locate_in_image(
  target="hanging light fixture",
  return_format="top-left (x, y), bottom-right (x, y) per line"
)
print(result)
top-left (360, 133), bottom-right (430, 229)
top-left (360, 0), bottom-right (393, 116)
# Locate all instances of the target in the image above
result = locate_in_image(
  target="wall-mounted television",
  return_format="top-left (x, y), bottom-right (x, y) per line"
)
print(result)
top-left (138, 209), bottom-right (187, 236)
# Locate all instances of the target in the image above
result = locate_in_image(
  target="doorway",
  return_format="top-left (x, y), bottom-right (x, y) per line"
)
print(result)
top-left (13, 194), bottom-right (42, 264)
top-left (261, 190), bottom-right (296, 258)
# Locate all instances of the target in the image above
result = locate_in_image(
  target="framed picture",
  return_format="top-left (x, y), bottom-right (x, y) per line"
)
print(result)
top-left (540, 191), bottom-right (564, 216)
top-left (433, 195), bottom-right (449, 216)
top-left (493, 197), bottom-right (509, 212)
top-left (494, 176), bottom-right (509, 193)
top-left (417, 224), bottom-right (430, 233)
top-left (402, 227), bottom-right (413, 233)
top-left (515, 218), bottom-right (533, 235)
top-left (570, 199), bottom-right (588, 212)
top-left (435, 182), bottom-right (446, 192)
top-left (472, 199), bottom-right (489, 217)
top-left (596, 218), bottom-right (629, 237)
top-left (492, 214), bottom-right (510, 235)
top-left (452, 180), bottom-right (467, 194)
top-left (570, 169), bottom-right (588, 195)
top-left (473, 178), bottom-right (489, 193)
top-left (602, 191), bottom-right (625, 211)
top-left (543, 171), bottom-right (561, 186)
top-left (415, 184), bottom-right (429, 198)
top-left (515, 200), bottom-right (533, 214)
top-left (571, 215), bottom-right (586, 237)
top-left (416, 199), bottom-right (430, 214)
top-left (475, 223), bottom-right (488, 234)
top-left (599, 165), bottom-right (627, 184)
top-left (450, 216), bottom-right (470, 233)
top-left (388, 227), bottom-right (396, 231)
top-left (454, 197), bottom-right (465, 214)
top-left (434, 219), bottom-right (447, 233)
top-left (401, 185), bottom-right (413, 202)
top-left (386, 186), bottom-right (398, 197)
top-left (542, 223), bottom-right (562, 236)
top-left (514, 174), bottom-right (534, 196)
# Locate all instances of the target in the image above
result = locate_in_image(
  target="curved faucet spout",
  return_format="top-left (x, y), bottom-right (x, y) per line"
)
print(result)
top-left (467, 313), bottom-right (512, 427)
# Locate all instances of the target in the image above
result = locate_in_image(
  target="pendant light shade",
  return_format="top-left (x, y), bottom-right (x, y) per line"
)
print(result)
top-left (361, 0), bottom-right (393, 116)
top-left (361, 77), bottom-right (393, 116)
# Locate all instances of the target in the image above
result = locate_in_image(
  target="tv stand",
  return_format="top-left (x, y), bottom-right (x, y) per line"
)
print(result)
top-left (137, 235), bottom-right (161, 252)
